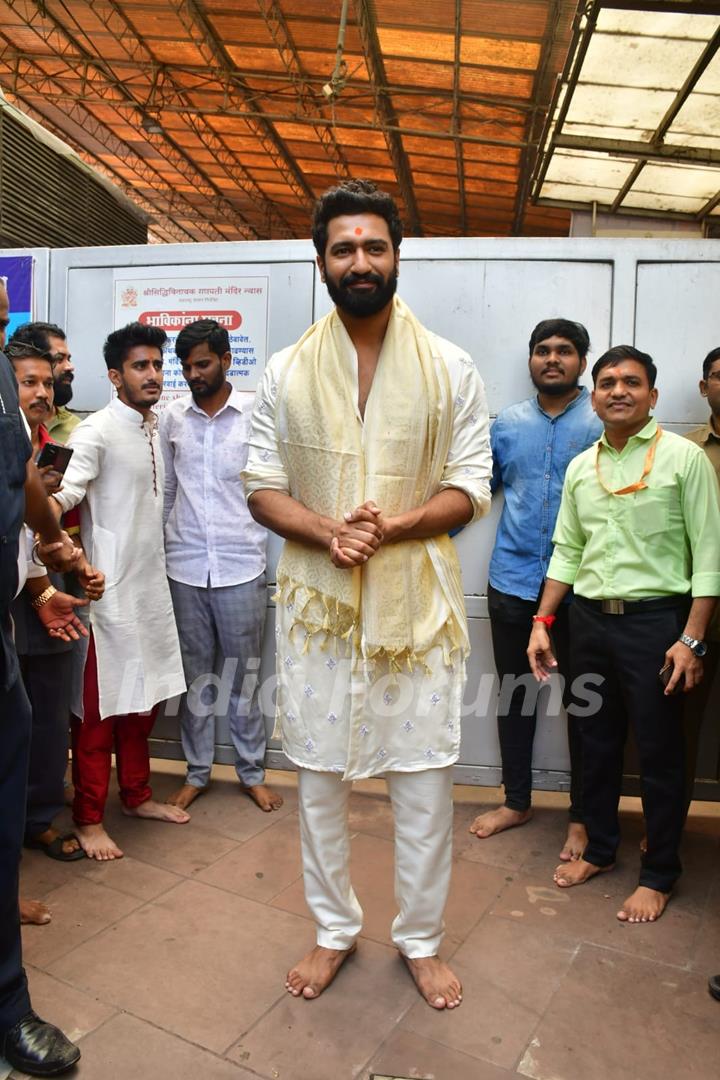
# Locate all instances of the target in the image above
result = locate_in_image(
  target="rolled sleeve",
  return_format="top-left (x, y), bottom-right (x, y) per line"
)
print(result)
top-left (242, 355), bottom-right (290, 499)
top-left (438, 360), bottom-right (492, 523)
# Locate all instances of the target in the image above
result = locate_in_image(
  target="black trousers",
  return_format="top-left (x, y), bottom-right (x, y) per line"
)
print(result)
top-left (570, 598), bottom-right (688, 893)
top-left (0, 675), bottom-right (32, 1035)
top-left (488, 583), bottom-right (583, 820)
top-left (19, 652), bottom-right (72, 838)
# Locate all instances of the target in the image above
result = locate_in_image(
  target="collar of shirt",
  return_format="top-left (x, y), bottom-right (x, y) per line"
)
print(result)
top-left (181, 386), bottom-right (243, 420)
top-left (689, 419), bottom-right (720, 445)
top-left (532, 385), bottom-right (591, 420)
top-left (599, 414), bottom-right (657, 454)
top-left (110, 395), bottom-right (158, 430)
top-left (38, 423), bottom-right (51, 448)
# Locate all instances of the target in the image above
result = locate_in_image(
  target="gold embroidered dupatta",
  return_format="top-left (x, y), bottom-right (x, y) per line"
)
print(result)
top-left (274, 296), bottom-right (468, 670)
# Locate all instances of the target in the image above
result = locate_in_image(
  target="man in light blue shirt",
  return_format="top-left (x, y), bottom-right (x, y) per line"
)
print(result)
top-left (470, 318), bottom-right (602, 859)
top-left (160, 319), bottom-right (282, 814)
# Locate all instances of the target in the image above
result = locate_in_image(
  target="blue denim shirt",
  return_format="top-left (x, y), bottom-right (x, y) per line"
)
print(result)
top-left (489, 387), bottom-right (602, 601)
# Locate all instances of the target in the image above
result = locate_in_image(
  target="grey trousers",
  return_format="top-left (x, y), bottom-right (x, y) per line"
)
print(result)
top-left (168, 574), bottom-right (267, 788)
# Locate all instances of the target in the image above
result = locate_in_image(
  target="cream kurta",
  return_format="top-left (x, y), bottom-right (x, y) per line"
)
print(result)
top-left (244, 319), bottom-right (492, 780)
top-left (53, 397), bottom-right (186, 719)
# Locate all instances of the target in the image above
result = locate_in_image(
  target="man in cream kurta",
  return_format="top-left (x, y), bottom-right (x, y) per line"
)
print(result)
top-left (53, 322), bottom-right (188, 861)
top-left (244, 180), bottom-right (492, 1010)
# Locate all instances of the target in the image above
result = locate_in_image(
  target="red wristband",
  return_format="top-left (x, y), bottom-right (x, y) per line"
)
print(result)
top-left (532, 614), bottom-right (556, 628)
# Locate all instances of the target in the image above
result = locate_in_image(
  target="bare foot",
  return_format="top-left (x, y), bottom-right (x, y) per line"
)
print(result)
top-left (241, 783), bottom-right (284, 812)
top-left (554, 857), bottom-right (614, 888)
top-left (20, 899), bottom-right (51, 925)
top-left (617, 886), bottom-right (670, 923)
top-left (75, 823), bottom-right (124, 861)
top-left (469, 806), bottom-right (532, 838)
top-left (166, 783), bottom-right (206, 810)
top-left (559, 822), bottom-right (588, 862)
top-left (122, 799), bottom-right (190, 823)
top-left (402, 954), bottom-right (463, 1010)
top-left (285, 944), bottom-right (356, 999)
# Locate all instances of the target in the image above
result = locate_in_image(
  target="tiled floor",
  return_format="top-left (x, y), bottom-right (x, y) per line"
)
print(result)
top-left (14, 763), bottom-right (720, 1080)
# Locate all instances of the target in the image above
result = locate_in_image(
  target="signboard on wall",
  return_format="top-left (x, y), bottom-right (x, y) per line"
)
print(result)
top-left (112, 270), bottom-right (269, 412)
top-left (0, 255), bottom-right (33, 337)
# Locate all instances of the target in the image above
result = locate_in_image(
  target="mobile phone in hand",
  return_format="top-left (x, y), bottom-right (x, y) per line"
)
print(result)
top-left (658, 662), bottom-right (685, 694)
top-left (36, 442), bottom-right (74, 475)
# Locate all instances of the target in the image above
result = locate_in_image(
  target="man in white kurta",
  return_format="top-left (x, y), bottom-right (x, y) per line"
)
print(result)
top-left (53, 322), bottom-right (188, 860)
top-left (244, 180), bottom-right (492, 1009)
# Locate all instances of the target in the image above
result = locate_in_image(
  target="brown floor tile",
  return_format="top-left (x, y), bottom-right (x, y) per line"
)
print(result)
top-left (75, 854), bottom-right (182, 902)
top-left (361, 1029), bottom-right (513, 1080)
top-left (516, 943), bottom-right (720, 1080)
top-left (47, 879), bottom-right (313, 1054)
top-left (21, 879), bottom-right (143, 969)
top-left (19, 849), bottom-right (80, 899)
top-left (228, 939), bottom-right (418, 1080)
top-left (690, 875), bottom-right (720, 972)
top-left (400, 913), bottom-right (578, 1070)
top-left (348, 787), bottom-right (397, 841)
top-left (196, 813), bottom-right (303, 902)
top-left (491, 871), bottom-right (701, 969)
top-left (454, 803), bottom-right (572, 873)
top-left (24, 966), bottom-right (117, 1043)
top-left (94, 810), bottom-right (241, 877)
top-left (71, 1012), bottom-right (256, 1079)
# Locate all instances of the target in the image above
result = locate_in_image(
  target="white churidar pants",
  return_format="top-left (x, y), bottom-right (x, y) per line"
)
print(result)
top-left (297, 765), bottom-right (454, 959)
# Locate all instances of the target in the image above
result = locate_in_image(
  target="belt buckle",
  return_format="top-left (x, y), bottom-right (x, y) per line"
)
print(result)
top-left (601, 598), bottom-right (624, 615)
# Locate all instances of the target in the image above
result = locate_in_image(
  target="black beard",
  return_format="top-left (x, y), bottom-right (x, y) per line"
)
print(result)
top-left (531, 373), bottom-right (581, 397)
top-left (189, 369), bottom-right (226, 399)
top-left (53, 378), bottom-right (73, 407)
top-left (325, 268), bottom-right (398, 317)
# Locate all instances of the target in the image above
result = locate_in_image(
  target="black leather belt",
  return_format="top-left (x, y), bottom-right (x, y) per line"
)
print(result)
top-left (576, 595), bottom-right (690, 616)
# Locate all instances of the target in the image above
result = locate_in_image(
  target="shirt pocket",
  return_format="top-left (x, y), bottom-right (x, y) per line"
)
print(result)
top-left (627, 489), bottom-right (673, 539)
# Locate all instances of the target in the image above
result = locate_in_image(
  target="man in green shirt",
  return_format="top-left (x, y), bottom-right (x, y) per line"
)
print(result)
top-left (40, 323), bottom-right (80, 445)
top-left (528, 345), bottom-right (720, 926)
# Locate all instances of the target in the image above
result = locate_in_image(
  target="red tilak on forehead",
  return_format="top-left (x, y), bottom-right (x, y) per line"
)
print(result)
top-left (354, 227), bottom-right (363, 235)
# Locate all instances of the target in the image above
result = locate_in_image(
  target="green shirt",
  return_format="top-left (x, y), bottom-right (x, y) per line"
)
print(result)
top-left (46, 405), bottom-right (80, 445)
top-left (548, 416), bottom-right (720, 601)
top-left (685, 419), bottom-right (720, 639)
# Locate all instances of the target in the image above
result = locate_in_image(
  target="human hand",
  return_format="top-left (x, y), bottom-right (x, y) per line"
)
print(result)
top-left (330, 501), bottom-right (384, 568)
top-left (37, 464), bottom-right (64, 496)
top-left (36, 530), bottom-right (82, 573)
top-left (527, 623), bottom-right (558, 682)
top-left (36, 590), bottom-right (89, 641)
top-left (662, 640), bottom-right (703, 694)
top-left (76, 561), bottom-right (105, 601)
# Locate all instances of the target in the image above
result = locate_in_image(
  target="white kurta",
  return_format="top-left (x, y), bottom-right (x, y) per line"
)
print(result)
top-left (54, 397), bottom-right (186, 719)
top-left (245, 324), bottom-right (492, 780)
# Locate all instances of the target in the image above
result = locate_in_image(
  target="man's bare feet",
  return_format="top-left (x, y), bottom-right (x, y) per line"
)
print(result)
top-left (20, 899), bottom-right (51, 925)
top-left (122, 799), bottom-right (190, 823)
top-left (285, 944), bottom-right (356, 999)
top-left (558, 822), bottom-right (588, 862)
top-left (241, 783), bottom-right (284, 812)
top-left (469, 806), bottom-right (532, 838)
top-left (75, 823), bottom-right (124, 861)
top-left (617, 886), bottom-right (670, 923)
top-left (401, 954), bottom-right (463, 1010)
top-left (166, 783), bottom-right (206, 810)
top-left (553, 857), bottom-right (614, 888)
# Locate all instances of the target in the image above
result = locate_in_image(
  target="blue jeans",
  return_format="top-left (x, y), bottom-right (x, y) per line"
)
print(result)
top-left (168, 574), bottom-right (267, 788)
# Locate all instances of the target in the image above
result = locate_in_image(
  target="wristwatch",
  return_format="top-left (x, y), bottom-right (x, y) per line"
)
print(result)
top-left (679, 633), bottom-right (707, 657)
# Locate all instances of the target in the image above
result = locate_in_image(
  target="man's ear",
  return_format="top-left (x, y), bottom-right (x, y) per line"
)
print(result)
top-left (221, 350), bottom-right (232, 373)
top-left (107, 367), bottom-right (122, 390)
top-left (579, 356), bottom-right (587, 377)
top-left (699, 378), bottom-right (708, 399)
top-left (316, 254), bottom-right (326, 283)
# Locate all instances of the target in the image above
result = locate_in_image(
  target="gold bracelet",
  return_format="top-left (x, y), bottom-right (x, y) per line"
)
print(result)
top-left (31, 585), bottom-right (57, 610)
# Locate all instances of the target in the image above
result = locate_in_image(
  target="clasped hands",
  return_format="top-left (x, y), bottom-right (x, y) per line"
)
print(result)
top-left (329, 500), bottom-right (394, 569)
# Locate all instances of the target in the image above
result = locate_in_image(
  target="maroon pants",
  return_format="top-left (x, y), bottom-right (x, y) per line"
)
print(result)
top-left (71, 634), bottom-right (157, 826)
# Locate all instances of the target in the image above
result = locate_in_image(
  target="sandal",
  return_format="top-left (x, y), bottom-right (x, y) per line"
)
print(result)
top-left (24, 833), bottom-right (86, 862)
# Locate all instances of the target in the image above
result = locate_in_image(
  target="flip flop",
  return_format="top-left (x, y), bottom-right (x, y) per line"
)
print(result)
top-left (24, 833), bottom-right (86, 862)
